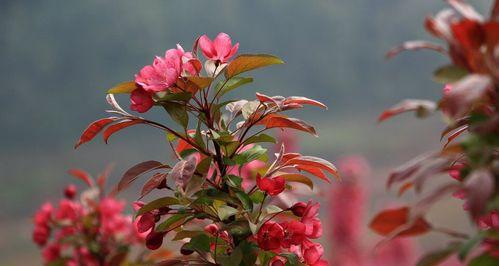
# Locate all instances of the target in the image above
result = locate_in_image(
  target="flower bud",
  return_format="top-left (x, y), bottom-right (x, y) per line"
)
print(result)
top-left (64, 184), bottom-right (77, 199)
top-left (290, 202), bottom-right (307, 217)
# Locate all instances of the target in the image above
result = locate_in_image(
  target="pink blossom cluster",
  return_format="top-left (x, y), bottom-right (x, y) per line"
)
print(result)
top-left (131, 33), bottom-right (239, 113)
top-left (257, 201), bottom-right (327, 266)
top-left (32, 185), bottom-right (144, 265)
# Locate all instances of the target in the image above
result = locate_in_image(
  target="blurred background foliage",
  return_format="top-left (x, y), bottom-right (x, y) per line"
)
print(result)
top-left (0, 0), bottom-right (491, 264)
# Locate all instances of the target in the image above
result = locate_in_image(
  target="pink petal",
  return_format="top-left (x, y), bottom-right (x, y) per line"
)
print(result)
top-left (213, 32), bottom-right (232, 59)
top-left (199, 35), bottom-right (215, 58)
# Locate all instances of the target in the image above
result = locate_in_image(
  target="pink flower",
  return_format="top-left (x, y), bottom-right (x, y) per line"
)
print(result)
top-left (281, 220), bottom-right (306, 248)
top-left (55, 199), bottom-right (82, 222)
top-left (130, 88), bottom-right (154, 113)
top-left (257, 221), bottom-right (285, 251)
top-left (33, 226), bottom-right (50, 246)
top-left (199, 33), bottom-right (239, 63)
top-left (34, 202), bottom-right (53, 227)
top-left (301, 201), bottom-right (322, 239)
top-left (270, 256), bottom-right (288, 266)
top-left (257, 175), bottom-right (285, 196)
top-left (479, 211), bottom-right (499, 229)
top-left (135, 45), bottom-right (200, 93)
top-left (291, 240), bottom-right (326, 266)
top-left (42, 243), bottom-right (60, 263)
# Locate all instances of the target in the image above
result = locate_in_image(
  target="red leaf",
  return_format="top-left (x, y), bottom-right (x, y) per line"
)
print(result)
top-left (285, 155), bottom-right (339, 181)
top-left (68, 169), bottom-right (94, 187)
top-left (386, 41), bottom-right (447, 59)
top-left (370, 207), bottom-right (431, 237)
top-left (443, 125), bottom-right (468, 148)
top-left (141, 173), bottom-right (168, 198)
top-left (103, 120), bottom-right (145, 144)
top-left (74, 118), bottom-right (117, 148)
top-left (296, 165), bottom-right (328, 181)
top-left (425, 10), bottom-right (456, 41)
top-left (378, 99), bottom-right (436, 122)
top-left (117, 161), bottom-right (166, 192)
top-left (284, 96), bottom-right (327, 109)
top-left (259, 114), bottom-right (318, 136)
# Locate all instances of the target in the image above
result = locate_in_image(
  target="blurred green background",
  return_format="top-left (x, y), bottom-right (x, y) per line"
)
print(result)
top-left (1, 0), bottom-right (491, 264)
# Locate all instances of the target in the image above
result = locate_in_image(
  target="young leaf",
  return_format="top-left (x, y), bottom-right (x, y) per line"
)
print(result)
top-left (285, 155), bottom-right (339, 181)
top-left (68, 169), bottom-right (94, 187)
top-left (433, 65), bottom-right (468, 84)
top-left (242, 101), bottom-right (261, 120)
top-left (378, 99), bottom-right (436, 122)
top-left (117, 160), bottom-right (165, 192)
top-left (465, 169), bottom-right (494, 219)
top-left (386, 40), bottom-right (447, 59)
top-left (107, 81), bottom-right (137, 94)
top-left (75, 117), bottom-right (117, 148)
top-left (284, 96), bottom-right (327, 109)
top-left (225, 54), bottom-right (284, 79)
top-left (136, 197), bottom-right (179, 216)
top-left (103, 120), bottom-right (145, 144)
top-left (171, 156), bottom-right (197, 191)
top-left (370, 207), bottom-right (431, 237)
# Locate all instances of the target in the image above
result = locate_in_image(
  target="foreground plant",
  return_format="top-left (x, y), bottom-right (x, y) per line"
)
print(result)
top-left (371, 1), bottom-right (499, 265)
top-left (75, 33), bottom-right (337, 265)
top-left (32, 169), bottom-right (152, 266)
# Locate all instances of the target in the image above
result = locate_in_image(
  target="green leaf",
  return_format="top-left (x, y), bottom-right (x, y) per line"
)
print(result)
top-left (107, 81), bottom-right (137, 94)
top-left (157, 92), bottom-right (192, 102)
top-left (243, 133), bottom-right (276, 145)
top-left (233, 145), bottom-right (267, 165)
top-left (250, 191), bottom-right (265, 204)
top-left (216, 77), bottom-right (254, 97)
top-left (217, 205), bottom-right (238, 221)
top-left (184, 173), bottom-right (205, 197)
top-left (236, 191), bottom-right (253, 212)
top-left (196, 157), bottom-right (212, 175)
top-left (156, 213), bottom-right (191, 232)
top-left (226, 175), bottom-right (243, 188)
top-left (458, 231), bottom-right (486, 260)
top-left (136, 197), bottom-right (179, 216)
top-left (416, 242), bottom-right (461, 266)
top-left (217, 244), bottom-right (243, 266)
top-left (469, 253), bottom-right (499, 266)
top-left (433, 65), bottom-right (468, 84)
top-left (172, 230), bottom-right (203, 241)
top-left (224, 141), bottom-right (240, 156)
top-left (194, 121), bottom-right (205, 149)
top-left (190, 234), bottom-right (211, 253)
top-left (225, 54), bottom-right (284, 79)
top-left (265, 205), bottom-right (283, 214)
top-left (163, 102), bottom-right (189, 128)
